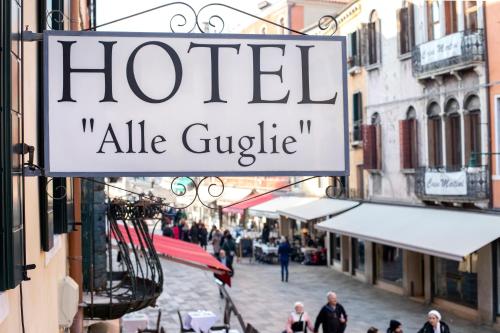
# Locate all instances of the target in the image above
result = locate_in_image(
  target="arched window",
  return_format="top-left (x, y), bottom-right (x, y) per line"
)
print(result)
top-left (368, 10), bottom-right (380, 65)
top-left (426, 0), bottom-right (441, 41)
top-left (427, 102), bottom-right (443, 167)
top-left (371, 112), bottom-right (381, 125)
top-left (279, 17), bottom-right (285, 34)
top-left (400, 106), bottom-right (418, 169)
top-left (445, 98), bottom-right (462, 168)
top-left (464, 94), bottom-right (481, 166)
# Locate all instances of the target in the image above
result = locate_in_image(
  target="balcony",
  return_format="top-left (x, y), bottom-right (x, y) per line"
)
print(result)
top-left (412, 29), bottom-right (484, 79)
top-left (414, 166), bottom-right (489, 203)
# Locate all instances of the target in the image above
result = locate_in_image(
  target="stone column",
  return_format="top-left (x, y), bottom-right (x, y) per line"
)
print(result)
top-left (424, 254), bottom-right (433, 303)
top-left (477, 244), bottom-right (494, 324)
top-left (341, 235), bottom-right (351, 273)
top-left (403, 250), bottom-right (425, 297)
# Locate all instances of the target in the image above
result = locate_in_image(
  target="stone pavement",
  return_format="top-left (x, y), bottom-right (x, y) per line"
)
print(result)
top-left (136, 258), bottom-right (498, 333)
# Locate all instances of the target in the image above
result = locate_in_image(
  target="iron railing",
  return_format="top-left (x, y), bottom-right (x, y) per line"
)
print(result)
top-left (414, 166), bottom-right (489, 202)
top-left (412, 29), bottom-right (484, 77)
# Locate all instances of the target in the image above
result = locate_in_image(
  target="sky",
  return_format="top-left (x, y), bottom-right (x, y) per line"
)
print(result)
top-left (96, 0), bottom-right (277, 33)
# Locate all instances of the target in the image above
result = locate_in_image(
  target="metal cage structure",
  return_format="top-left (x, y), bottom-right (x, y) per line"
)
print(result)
top-left (82, 182), bottom-right (164, 320)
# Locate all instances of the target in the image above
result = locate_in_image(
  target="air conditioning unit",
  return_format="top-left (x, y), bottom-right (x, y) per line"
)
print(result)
top-left (59, 276), bottom-right (79, 328)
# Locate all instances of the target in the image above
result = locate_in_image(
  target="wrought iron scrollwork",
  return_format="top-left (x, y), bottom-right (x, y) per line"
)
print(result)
top-left (325, 176), bottom-right (345, 199)
top-left (69, 1), bottom-right (337, 35)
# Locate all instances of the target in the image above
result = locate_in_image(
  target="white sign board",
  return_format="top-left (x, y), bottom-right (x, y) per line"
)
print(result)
top-left (44, 31), bottom-right (348, 176)
top-left (425, 171), bottom-right (467, 196)
top-left (420, 32), bottom-right (463, 66)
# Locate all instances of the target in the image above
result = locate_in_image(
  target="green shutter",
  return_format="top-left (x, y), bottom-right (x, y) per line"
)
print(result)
top-left (0, 0), bottom-right (26, 291)
top-left (54, 178), bottom-right (75, 234)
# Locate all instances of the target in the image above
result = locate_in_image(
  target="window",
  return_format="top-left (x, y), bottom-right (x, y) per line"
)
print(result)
top-left (463, 95), bottom-right (481, 166)
top-left (397, 2), bottom-right (415, 55)
top-left (427, 0), bottom-right (441, 41)
top-left (363, 113), bottom-right (382, 170)
top-left (352, 92), bottom-right (363, 141)
top-left (0, 0), bottom-right (26, 291)
top-left (376, 245), bottom-right (403, 285)
top-left (445, 98), bottom-right (462, 168)
top-left (347, 30), bottom-right (361, 68)
top-left (399, 107), bottom-right (418, 169)
top-left (464, 1), bottom-right (478, 31)
top-left (367, 11), bottom-right (380, 65)
top-left (279, 17), bottom-right (285, 34)
top-left (352, 238), bottom-right (365, 274)
top-left (444, 1), bottom-right (458, 35)
top-left (427, 102), bottom-right (443, 168)
top-left (434, 255), bottom-right (478, 308)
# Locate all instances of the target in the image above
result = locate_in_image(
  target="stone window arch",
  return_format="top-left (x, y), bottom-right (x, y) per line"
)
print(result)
top-left (463, 94), bottom-right (481, 166)
top-left (444, 98), bottom-right (462, 168)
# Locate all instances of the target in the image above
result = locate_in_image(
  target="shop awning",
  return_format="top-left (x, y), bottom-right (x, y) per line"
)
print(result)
top-left (248, 196), bottom-right (317, 219)
top-left (316, 203), bottom-right (500, 261)
top-left (278, 198), bottom-right (359, 221)
top-left (222, 193), bottom-right (275, 214)
top-left (215, 187), bottom-right (254, 206)
top-left (116, 225), bottom-right (230, 275)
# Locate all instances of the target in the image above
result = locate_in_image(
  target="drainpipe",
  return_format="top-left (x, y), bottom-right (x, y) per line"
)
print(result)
top-left (483, 4), bottom-right (493, 210)
top-left (69, 2), bottom-right (84, 332)
top-left (69, 178), bottom-right (83, 333)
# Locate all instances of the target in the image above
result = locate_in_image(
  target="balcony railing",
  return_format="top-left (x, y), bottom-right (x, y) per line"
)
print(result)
top-left (412, 29), bottom-right (484, 78)
top-left (414, 166), bottom-right (489, 202)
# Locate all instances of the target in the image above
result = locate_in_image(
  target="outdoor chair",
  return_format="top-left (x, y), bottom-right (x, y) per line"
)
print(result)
top-left (138, 309), bottom-right (165, 333)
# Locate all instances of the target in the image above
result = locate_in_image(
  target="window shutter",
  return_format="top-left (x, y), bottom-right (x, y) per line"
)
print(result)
top-left (377, 19), bottom-right (382, 64)
top-left (408, 3), bottom-right (415, 50)
top-left (40, 177), bottom-right (55, 251)
top-left (397, 8), bottom-right (402, 55)
top-left (375, 124), bottom-right (382, 170)
top-left (347, 32), bottom-right (353, 60)
top-left (427, 119), bottom-right (436, 167)
top-left (363, 125), bottom-right (380, 170)
top-left (400, 119), bottom-right (417, 169)
top-left (360, 23), bottom-right (369, 66)
top-left (53, 178), bottom-right (75, 234)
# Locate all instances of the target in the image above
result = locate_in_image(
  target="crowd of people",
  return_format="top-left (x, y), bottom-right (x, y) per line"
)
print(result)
top-left (285, 291), bottom-right (451, 333)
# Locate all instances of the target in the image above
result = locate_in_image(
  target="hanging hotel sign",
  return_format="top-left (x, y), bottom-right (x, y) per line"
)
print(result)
top-left (44, 31), bottom-right (348, 176)
top-left (424, 171), bottom-right (467, 196)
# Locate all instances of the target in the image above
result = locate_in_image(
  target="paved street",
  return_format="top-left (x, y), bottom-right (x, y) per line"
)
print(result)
top-left (136, 258), bottom-right (498, 333)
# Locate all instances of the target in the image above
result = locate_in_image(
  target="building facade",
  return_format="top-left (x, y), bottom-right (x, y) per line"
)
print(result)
top-left (309, 0), bottom-right (500, 327)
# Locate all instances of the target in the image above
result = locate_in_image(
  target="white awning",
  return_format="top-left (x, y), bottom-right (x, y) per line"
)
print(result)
top-left (248, 196), bottom-right (317, 219)
top-left (278, 199), bottom-right (360, 221)
top-left (213, 187), bottom-right (253, 206)
top-left (316, 203), bottom-right (500, 261)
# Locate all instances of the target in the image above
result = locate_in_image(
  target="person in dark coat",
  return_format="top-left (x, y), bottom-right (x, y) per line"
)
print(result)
top-left (262, 223), bottom-right (270, 243)
top-left (199, 223), bottom-right (208, 249)
top-left (278, 236), bottom-right (292, 282)
top-left (314, 292), bottom-right (347, 333)
top-left (367, 328), bottom-right (379, 333)
top-left (222, 234), bottom-right (236, 274)
top-left (386, 320), bottom-right (402, 333)
top-left (189, 222), bottom-right (199, 244)
top-left (417, 310), bottom-right (450, 333)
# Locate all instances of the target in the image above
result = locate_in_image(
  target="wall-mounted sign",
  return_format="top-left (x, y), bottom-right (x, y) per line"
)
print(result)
top-left (425, 171), bottom-right (467, 196)
top-left (420, 32), bottom-right (463, 66)
top-left (44, 31), bottom-right (347, 176)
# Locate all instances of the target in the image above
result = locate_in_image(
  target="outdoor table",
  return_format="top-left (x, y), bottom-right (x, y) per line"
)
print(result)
top-left (184, 310), bottom-right (218, 333)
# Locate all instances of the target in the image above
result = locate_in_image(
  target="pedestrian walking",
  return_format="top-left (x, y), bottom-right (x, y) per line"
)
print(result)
top-left (222, 234), bottom-right (236, 274)
top-left (209, 225), bottom-right (216, 242)
top-left (284, 302), bottom-right (314, 333)
top-left (367, 328), bottom-right (379, 333)
top-left (314, 291), bottom-right (348, 333)
top-left (212, 228), bottom-right (223, 257)
top-left (417, 310), bottom-right (450, 333)
top-left (199, 223), bottom-right (208, 250)
top-left (189, 222), bottom-right (199, 244)
top-left (214, 249), bottom-right (233, 298)
top-left (278, 236), bottom-right (291, 282)
top-left (386, 320), bottom-right (402, 333)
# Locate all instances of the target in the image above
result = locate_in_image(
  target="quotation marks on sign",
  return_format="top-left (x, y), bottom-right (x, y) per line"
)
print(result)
top-left (82, 118), bottom-right (95, 133)
top-left (299, 120), bottom-right (312, 134)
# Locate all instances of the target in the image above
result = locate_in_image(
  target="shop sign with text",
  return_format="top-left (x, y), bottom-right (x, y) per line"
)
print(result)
top-left (44, 31), bottom-right (348, 176)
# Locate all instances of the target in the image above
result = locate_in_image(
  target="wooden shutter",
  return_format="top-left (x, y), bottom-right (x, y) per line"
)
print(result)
top-left (360, 23), bottom-right (369, 66)
top-left (400, 119), bottom-right (418, 169)
top-left (363, 125), bottom-right (380, 170)
top-left (427, 119), bottom-right (436, 167)
top-left (397, 8), bottom-right (408, 55)
top-left (375, 124), bottom-right (382, 170)
top-left (408, 3), bottom-right (415, 49)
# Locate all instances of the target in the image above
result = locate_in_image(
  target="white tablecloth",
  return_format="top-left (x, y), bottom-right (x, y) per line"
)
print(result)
top-left (184, 310), bottom-right (218, 333)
